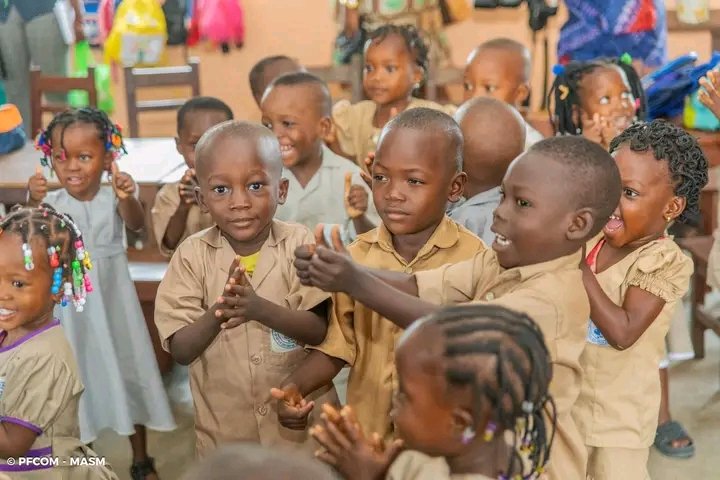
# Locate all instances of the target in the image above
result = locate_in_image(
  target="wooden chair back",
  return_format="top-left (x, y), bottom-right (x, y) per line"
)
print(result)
top-left (124, 57), bottom-right (201, 137)
top-left (30, 66), bottom-right (97, 135)
top-left (306, 54), bottom-right (364, 103)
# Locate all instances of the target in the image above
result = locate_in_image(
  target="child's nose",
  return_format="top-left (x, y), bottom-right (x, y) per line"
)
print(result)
top-left (229, 190), bottom-right (251, 209)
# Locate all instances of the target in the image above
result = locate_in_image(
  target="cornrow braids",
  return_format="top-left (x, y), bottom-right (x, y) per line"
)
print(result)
top-left (35, 107), bottom-right (126, 169)
top-left (432, 304), bottom-right (556, 479)
top-left (548, 56), bottom-right (647, 136)
top-left (0, 205), bottom-right (93, 312)
top-left (366, 24), bottom-right (429, 78)
top-left (609, 120), bottom-right (709, 226)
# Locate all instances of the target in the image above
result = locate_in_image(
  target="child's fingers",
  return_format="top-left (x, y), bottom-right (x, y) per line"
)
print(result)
top-left (220, 318), bottom-right (246, 329)
top-left (310, 425), bottom-right (343, 458)
top-left (359, 170), bottom-right (372, 188)
top-left (324, 418), bottom-right (353, 452)
top-left (314, 448), bottom-right (338, 467)
top-left (321, 403), bottom-right (342, 424)
top-left (214, 306), bottom-right (246, 320)
top-left (329, 225), bottom-right (346, 253)
top-left (344, 172), bottom-right (352, 197)
top-left (385, 438), bottom-right (405, 461)
top-left (110, 160), bottom-right (120, 178)
top-left (314, 223), bottom-right (328, 248)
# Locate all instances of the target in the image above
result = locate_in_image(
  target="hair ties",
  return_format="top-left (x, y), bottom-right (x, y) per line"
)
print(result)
top-left (551, 64), bottom-right (565, 76)
top-left (620, 52), bottom-right (633, 65)
top-left (558, 85), bottom-right (570, 100)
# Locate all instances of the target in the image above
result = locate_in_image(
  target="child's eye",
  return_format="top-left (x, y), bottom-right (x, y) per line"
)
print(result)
top-left (12, 280), bottom-right (25, 288)
top-left (212, 186), bottom-right (229, 195)
top-left (623, 188), bottom-right (638, 198)
top-left (463, 82), bottom-right (473, 92)
top-left (599, 96), bottom-right (610, 105)
top-left (385, 65), bottom-right (397, 73)
top-left (79, 154), bottom-right (92, 162)
top-left (516, 198), bottom-right (531, 208)
top-left (621, 92), bottom-right (634, 101)
top-left (262, 121), bottom-right (272, 130)
top-left (484, 85), bottom-right (497, 93)
top-left (282, 121), bottom-right (294, 128)
top-left (373, 174), bottom-right (387, 182)
top-left (248, 183), bottom-right (264, 192)
top-left (364, 65), bottom-right (374, 73)
top-left (408, 178), bottom-right (424, 185)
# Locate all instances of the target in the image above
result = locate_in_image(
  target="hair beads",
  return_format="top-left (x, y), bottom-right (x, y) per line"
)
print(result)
top-left (0, 205), bottom-right (93, 312)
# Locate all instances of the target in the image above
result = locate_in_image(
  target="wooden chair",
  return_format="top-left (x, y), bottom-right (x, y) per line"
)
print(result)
top-left (124, 57), bottom-right (201, 137)
top-left (30, 66), bottom-right (97, 135)
top-left (306, 54), bottom-right (364, 103)
top-left (424, 63), bottom-right (463, 102)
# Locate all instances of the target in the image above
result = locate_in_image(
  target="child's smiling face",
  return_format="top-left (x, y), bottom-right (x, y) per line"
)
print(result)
top-left (578, 65), bottom-right (636, 133)
top-left (50, 123), bottom-right (111, 201)
top-left (603, 146), bottom-right (684, 249)
top-left (0, 234), bottom-right (56, 334)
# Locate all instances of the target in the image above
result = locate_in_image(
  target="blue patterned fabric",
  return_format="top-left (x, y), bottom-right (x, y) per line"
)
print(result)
top-left (0, 0), bottom-right (57, 23)
top-left (558, 0), bottom-right (668, 68)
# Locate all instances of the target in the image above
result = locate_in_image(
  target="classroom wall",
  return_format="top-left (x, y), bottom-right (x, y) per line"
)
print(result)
top-left (111, 0), bottom-right (718, 137)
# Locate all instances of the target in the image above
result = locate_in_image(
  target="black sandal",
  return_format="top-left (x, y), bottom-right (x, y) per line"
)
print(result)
top-left (130, 457), bottom-right (157, 480)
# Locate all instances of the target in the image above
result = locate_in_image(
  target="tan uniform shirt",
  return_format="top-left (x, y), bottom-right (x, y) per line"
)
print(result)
top-left (313, 216), bottom-right (482, 439)
top-left (0, 322), bottom-right (117, 479)
top-left (386, 451), bottom-right (493, 480)
top-left (275, 145), bottom-right (380, 233)
top-left (573, 236), bottom-right (692, 449)
top-left (150, 182), bottom-right (215, 257)
top-left (332, 98), bottom-right (458, 166)
top-left (414, 250), bottom-right (589, 480)
top-left (154, 221), bottom-right (338, 457)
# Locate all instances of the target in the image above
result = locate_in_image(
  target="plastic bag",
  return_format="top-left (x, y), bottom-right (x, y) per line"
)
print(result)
top-left (69, 41), bottom-right (115, 114)
top-left (104, 0), bottom-right (167, 67)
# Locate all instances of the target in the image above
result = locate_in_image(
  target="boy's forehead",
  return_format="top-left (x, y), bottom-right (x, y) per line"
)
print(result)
top-left (264, 84), bottom-right (323, 114)
top-left (469, 47), bottom-right (526, 77)
top-left (181, 109), bottom-right (231, 134)
top-left (378, 127), bottom-right (449, 166)
top-left (197, 134), bottom-right (280, 179)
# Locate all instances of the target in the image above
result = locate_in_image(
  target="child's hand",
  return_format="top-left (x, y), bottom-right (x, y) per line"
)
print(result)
top-left (270, 384), bottom-right (315, 430)
top-left (582, 113), bottom-right (607, 147)
top-left (700, 70), bottom-right (720, 120)
top-left (311, 404), bottom-right (403, 480)
top-left (293, 225), bottom-right (355, 292)
top-left (110, 161), bottom-right (136, 200)
top-left (359, 152), bottom-right (375, 188)
top-left (28, 167), bottom-right (48, 204)
top-left (345, 173), bottom-right (368, 219)
top-left (215, 265), bottom-right (256, 329)
top-left (178, 168), bottom-right (198, 205)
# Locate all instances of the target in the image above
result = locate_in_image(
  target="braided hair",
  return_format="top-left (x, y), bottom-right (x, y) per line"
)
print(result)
top-left (366, 24), bottom-right (430, 80)
top-left (548, 57), bottom-right (647, 136)
top-left (35, 107), bottom-right (126, 169)
top-left (0, 205), bottom-right (93, 312)
top-left (609, 120), bottom-right (709, 226)
top-left (430, 304), bottom-right (555, 479)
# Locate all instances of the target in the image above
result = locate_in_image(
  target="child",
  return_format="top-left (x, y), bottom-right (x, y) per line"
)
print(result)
top-left (549, 56), bottom-right (646, 150)
top-left (312, 304), bottom-right (556, 480)
top-left (293, 136), bottom-right (623, 480)
top-left (28, 108), bottom-right (175, 480)
top-left (330, 24), bottom-right (455, 166)
top-left (151, 97), bottom-right (233, 256)
top-left (447, 97), bottom-right (526, 245)
top-left (261, 72), bottom-right (380, 237)
top-left (0, 206), bottom-right (118, 479)
top-left (575, 120), bottom-right (706, 479)
top-left (181, 443), bottom-right (335, 480)
top-left (463, 38), bottom-right (543, 149)
top-left (271, 108), bottom-right (483, 442)
top-left (153, 121), bottom-right (338, 457)
top-left (249, 55), bottom-right (305, 108)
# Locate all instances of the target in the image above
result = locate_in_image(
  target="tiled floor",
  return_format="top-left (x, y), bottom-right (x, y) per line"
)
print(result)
top-left (93, 334), bottom-right (720, 480)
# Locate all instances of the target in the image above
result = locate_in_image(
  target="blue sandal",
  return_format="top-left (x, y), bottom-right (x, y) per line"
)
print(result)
top-left (654, 421), bottom-right (695, 459)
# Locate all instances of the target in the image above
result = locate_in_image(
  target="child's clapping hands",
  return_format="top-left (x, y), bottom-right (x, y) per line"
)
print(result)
top-left (311, 404), bottom-right (403, 480)
top-left (214, 257), bottom-right (259, 329)
top-left (294, 224), bottom-right (357, 293)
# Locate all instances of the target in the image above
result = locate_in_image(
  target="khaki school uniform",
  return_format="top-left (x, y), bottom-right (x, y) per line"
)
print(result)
top-left (414, 250), bottom-right (589, 480)
top-left (332, 98), bottom-right (458, 166)
top-left (574, 237), bottom-right (692, 480)
top-left (150, 182), bottom-right (214, 257)
top-left (386, 451), bottom-right (494, 480)
top-left (0, 321), bottom-right (117, 479)
top-left (313, 216), bottom-right (482, 439)
top-left (154, 221), bottom-right (338, 457)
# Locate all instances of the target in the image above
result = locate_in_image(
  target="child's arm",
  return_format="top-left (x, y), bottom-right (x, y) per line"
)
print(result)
top-left (111, 162), bottom-right (145, 232)
top-left (699, 70), bottom-right (720, 119)
top-left (581, 261), bottom-right (667, 350)
top-left (27, 167), bottom-right (48, 207)
top-left (0, 423), bottom-right (38, 458)
top-left (160, 170), bottom-right (199, 251)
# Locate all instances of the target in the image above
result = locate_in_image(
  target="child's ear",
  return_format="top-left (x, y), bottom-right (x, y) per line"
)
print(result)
top-left (103, 151), bottom-right (113, 172)
top-left (51, 291), bottom-right (63, 305)
top-left (567, 207), bottom-right (595, 241)
top-left (450, 407), bottom-right (474, 438)
top-left (514, 83), bottom-right (531, 107)
top-left (448, 172), bottom-right (467, 203)
top-left (413, 66), bottom-right (424, 90)
top-left (195, 186), bottom-right (209, 213)
top-left (277, 178), bottom-right (290, 205)
top-left (175, 137), bottom-right (182, 155)
top-left (664, 196), bottom-right (687, 222)
top-left (319, 116), bottom-right (333, 143)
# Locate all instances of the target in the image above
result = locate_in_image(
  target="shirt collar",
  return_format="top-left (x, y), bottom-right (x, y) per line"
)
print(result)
top-left (199, 221), bottom-right (290, 250)
top-left (509, 250), bottom-right (583, 281)
top-left (463, 186), bottom-right (502, 206)
top-left (362, 215), bottom-right (461, 254)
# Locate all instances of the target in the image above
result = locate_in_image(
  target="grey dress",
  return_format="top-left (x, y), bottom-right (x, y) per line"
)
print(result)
top-left (45, 186), bottom-right (176, 443)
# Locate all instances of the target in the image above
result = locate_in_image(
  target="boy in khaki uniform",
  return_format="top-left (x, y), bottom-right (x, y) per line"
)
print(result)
top-left (294, 137), bottom-right (624, 480)
top-left (151, 97), bottom-right (233, 256)
top-left (154, 121), bottom-right (337, 457)
top-left (271, 108), bottom-right (482, 440)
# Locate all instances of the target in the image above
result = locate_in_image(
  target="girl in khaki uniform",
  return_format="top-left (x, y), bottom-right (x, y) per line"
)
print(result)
top-left (0, 206), bottom-right (116, 479)
top-left (576, 121), bottom-right (707, 480)
top-left (311, 305), bottom-right (556, 480)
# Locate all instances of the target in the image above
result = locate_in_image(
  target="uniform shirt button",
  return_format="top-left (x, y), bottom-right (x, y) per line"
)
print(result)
top-left (251, 354), bottom-right (261, 365)
top-left (485, 292), bottom-right (495, 301)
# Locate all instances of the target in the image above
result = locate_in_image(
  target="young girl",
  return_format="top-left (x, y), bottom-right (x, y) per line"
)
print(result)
top-left (575, 120), bottom-right (707, 479)
top-left (329, 24), bottom-right (455, 166)
top-left (0, 205), bottom-right (117, 479)
top-left (27, 108), bottom-right (175, 480)
top-left (548, 55), bottom-right (646, 150)
top-left (311, 304), bottom-right (556, 480)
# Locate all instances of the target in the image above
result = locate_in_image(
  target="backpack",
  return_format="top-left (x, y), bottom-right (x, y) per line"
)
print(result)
top-left (104, 0), bottom-right (168, 67)
top-left (0, 104), bottom-right (27, 155)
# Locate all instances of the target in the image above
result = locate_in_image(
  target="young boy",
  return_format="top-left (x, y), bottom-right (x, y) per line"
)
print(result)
top-left (293, 136), bottom-right (623, 480)
top-left (271, 108), bottom-right (483, 441)
top-left (249, 55), bottom-right (305, 108)
top-left (464, 38), bottom-right (544, 149)
top-left (261, 72), bottom-right (379, 237)
top-left (154, 121), bottom-right (338, 457)
top-left (151, 97), bottom-right (233, 256)
top-left (448, 97), bottom-right (526, 245)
